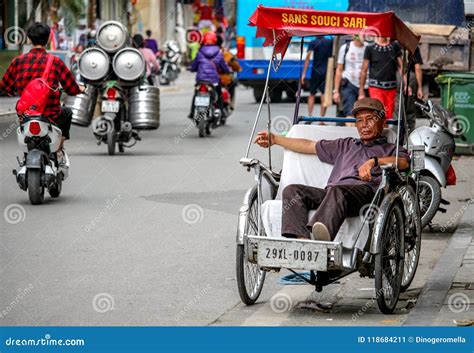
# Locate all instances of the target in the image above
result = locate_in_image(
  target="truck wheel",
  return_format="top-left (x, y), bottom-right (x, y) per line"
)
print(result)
top-left (285, 85), bottom-right (298, 102)
top-left (253, 87), bottom-right (264, 103)
top-left (269, 88), bottom-right (283, 103)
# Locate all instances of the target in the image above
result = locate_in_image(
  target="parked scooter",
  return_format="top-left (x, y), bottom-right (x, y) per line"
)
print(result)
top-left (409, 99), bottom-right (466, 228)
top-left (13, 114), bottom-right (69, 205)
top-left (92, 81), bottom-right (140, 155)
top-left (158, 40), bottom-right (182, 85)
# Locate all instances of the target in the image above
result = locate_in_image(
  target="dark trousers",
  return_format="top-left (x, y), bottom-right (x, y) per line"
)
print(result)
top-left (281, 184), bottom-right (375, 240)
top-left (53, 107), bottom-right (73, 140)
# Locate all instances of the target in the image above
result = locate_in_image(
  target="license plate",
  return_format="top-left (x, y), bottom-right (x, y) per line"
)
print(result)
top-left (254, 238), bottom-right (331, 271)
top-left (101, 100), bottom-right (120, 113)
top-left (194, 96), bottom-right (210, 107)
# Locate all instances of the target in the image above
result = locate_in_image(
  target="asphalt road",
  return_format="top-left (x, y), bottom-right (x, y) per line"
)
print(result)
top-left (0, 73), bottom-right (461, 326)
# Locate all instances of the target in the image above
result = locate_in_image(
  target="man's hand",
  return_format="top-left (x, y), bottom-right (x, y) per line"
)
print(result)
top-left (300, 75), bottom-right (305, 86)
top-left (358, 158), bottom-right (375, 181)
top-left (254, 131), bottom-right (275, 148)
top-left (358, 90), bottom-right (366, 100)
top-left (333, 91), bottom-right (340, 104)
top-left (254, 131), bottom-right (317, 154)
top-left (417, 87), bottom-right (423, 99)
top-left (79, 85), bottom-right (86, 93)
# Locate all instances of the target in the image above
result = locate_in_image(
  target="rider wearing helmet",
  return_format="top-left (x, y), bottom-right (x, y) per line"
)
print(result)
top-left (188, 31), bottom-right (230, 120)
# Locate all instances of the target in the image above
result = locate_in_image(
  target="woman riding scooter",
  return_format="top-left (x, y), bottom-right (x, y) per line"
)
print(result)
top-left (132, 34), bottom-right (160, 86)
top-left (188, 31), bottom-right (230, 121)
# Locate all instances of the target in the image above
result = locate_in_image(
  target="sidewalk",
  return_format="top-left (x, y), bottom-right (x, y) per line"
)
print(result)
top-left (0, 97), bottom-right (18, 120)
top-left (405, 201), bottom-right (474, 326)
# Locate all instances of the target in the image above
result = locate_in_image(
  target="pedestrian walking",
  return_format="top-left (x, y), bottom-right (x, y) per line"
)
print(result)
top-left (301, 36), bottom-right (333, 117)
top-left (333, 35), bottom-right (368, 124)
top-left (359, 37), bottom-right (403, 119)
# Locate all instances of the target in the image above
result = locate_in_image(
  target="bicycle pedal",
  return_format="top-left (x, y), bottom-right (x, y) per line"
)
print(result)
top-left (440, 198), bottom-right (450, 205)
top-left (438, 207), bottom-right (447, 213)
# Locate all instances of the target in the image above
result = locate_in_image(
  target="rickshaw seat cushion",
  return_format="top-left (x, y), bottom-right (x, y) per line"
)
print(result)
top-left (261, 125), bottom-right (396, 247)
top-left (276, 125), bottom-right (396, 199)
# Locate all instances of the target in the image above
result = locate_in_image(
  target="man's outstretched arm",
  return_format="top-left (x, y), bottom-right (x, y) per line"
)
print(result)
top-left (254, 131), bottom-right (317, 155)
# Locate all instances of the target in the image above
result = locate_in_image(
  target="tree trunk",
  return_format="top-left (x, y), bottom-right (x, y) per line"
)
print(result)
top-left (87, 0), bottom-right (96, 28)
top-left (41, 0), bottom-right (49, 23)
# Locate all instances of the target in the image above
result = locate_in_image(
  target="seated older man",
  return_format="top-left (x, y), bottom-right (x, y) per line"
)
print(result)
top-left (254, 97), bottom-right (410, 241)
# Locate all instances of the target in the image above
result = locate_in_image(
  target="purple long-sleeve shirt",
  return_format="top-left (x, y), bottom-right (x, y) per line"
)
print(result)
top-left (190, 45), bottom-right (230, 84)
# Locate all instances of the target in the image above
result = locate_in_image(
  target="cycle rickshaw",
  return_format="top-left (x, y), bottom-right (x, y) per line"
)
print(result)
top-left (235, 6), bottom-right (425, 314)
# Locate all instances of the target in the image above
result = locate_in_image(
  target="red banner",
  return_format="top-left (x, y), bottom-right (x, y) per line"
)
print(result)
top-left (249, 6), bottom-right (420, 56)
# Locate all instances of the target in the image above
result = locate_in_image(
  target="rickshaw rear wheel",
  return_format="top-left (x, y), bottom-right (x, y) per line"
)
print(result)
top-left (236, 187), bottom-right (266, 305)
top-left (375, 201), bottom-right (405, 314)
top-left (399, 184), bottom-right (422, 292)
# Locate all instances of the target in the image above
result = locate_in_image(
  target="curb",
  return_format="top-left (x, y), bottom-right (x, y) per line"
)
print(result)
top-left (159, 85), bottom-right (183, 93)
top-left (404, 201), bottom-right (474, 325)
top-left (0, 111), bottom-right (17, 120)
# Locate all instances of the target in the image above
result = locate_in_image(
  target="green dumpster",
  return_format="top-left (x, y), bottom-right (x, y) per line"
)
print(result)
top-left (436, 72), bottom-right (474, 155)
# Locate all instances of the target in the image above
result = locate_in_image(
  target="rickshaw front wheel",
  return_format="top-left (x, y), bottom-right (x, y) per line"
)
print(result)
top-left (375, 201), bottom-right (405, 314)
top-left (236, 187), bottom-right (266, 305)
top-left (399, 184), bottom-right (422, 292)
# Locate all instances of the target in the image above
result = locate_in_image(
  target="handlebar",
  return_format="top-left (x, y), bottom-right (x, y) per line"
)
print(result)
top-left (414, 99), bottom-right (429, 111)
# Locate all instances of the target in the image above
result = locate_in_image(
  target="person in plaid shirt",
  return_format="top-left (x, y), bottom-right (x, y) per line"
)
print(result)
top-left (0, 22), bottom-right (83, 150)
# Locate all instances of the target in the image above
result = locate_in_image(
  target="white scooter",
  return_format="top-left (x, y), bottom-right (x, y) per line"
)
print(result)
top-left (158, 40), bottom-right (182, 85)
top-left (409, 99), bottom-right (466, 228)
top-left (13, 114), bottom-right (69, 205)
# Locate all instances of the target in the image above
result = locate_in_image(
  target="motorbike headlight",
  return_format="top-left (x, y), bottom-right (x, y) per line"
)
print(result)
top-left (409, 145), bottom-right (425, 171)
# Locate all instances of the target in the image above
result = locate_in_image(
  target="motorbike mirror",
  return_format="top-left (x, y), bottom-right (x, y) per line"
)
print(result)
top-left (414, 98), bottom-right (429, 111)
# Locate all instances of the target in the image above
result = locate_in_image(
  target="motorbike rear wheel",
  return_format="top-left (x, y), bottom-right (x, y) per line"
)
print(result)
top-left (107, 128), bottom-right (116, 155)
top-left (418, 175), bottom-right (441, 228)
top-left (28, 169), bottom-right (45, 205)
top-left (197, 112), bottom-right (207, 138)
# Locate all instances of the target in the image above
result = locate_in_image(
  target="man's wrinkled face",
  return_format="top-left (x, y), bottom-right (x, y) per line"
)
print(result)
top-left (355, 109), bottom-right (385, 142)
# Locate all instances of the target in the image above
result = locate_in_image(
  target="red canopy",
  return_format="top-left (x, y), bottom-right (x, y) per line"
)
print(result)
top-left (249, 6), bottom-right (420, 57)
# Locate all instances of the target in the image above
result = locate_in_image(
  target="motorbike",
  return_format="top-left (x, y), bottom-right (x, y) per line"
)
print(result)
top-left (92, 81), bottom-right (141, 155)
top-left (13, 114), bottom-right (69, 205)
top-left (409, 99), bottom-right (466, 228)
top-left (158, 40), bottom-right (182, 85)
top-left (192, 82), bottom-right (230, 137)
